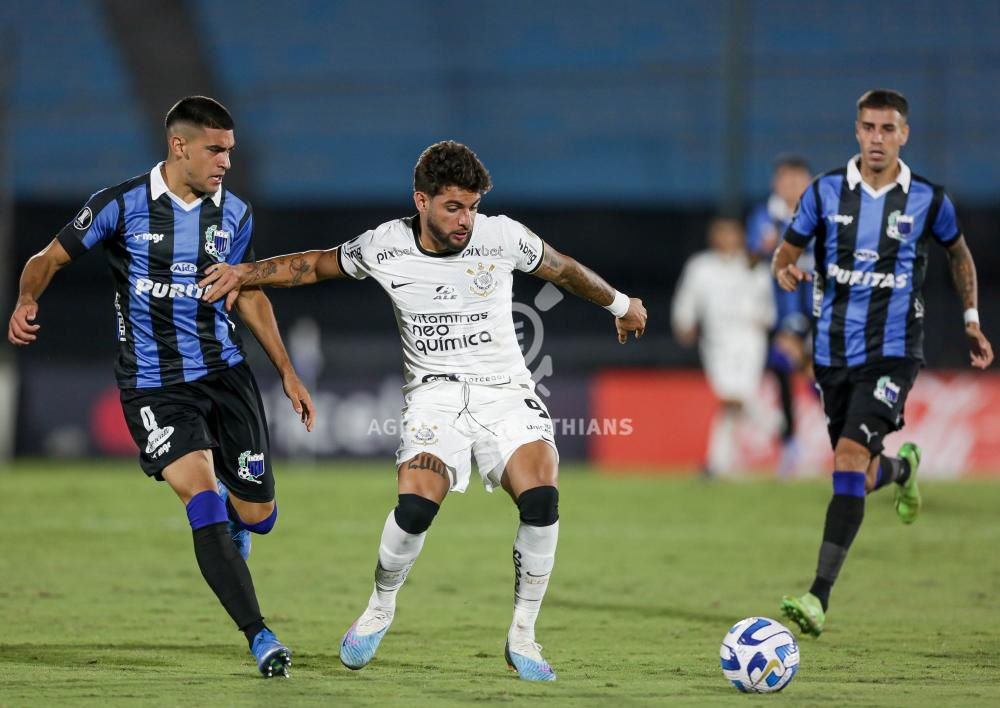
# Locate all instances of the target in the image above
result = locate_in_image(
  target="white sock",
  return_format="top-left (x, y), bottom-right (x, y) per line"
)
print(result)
top-left (511, 521), bottom-right (559, 639)
top-left (370, 510), bottom-right (426, 610)
top-left (707, 408), bottom-right (738, 476)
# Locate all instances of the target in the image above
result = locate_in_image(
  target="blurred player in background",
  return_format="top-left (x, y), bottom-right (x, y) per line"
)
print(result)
top-left (8, 96), bottom-right (314, 678)
top-left (672, 217), bottom-right (775, 477)
top-left (746, 155), bottom-right (814, 477)
top-left (774, 89), bottom-right (994, 637)
top-left (199, 140), bottom-right (647, 681)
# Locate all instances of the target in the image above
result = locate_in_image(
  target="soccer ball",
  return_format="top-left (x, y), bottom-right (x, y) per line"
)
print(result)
top-left (719, 617), bottom-right (799, 693)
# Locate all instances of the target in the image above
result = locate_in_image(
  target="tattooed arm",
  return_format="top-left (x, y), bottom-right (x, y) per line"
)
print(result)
top-left (532, 241), bottom-right (647, 343)
top-left (946, 236), bottom-right (994, 369)
top-left (198, 248), bottom-right (345, 305)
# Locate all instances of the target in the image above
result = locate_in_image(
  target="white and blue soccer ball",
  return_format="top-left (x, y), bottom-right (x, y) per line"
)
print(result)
top-left (719, 617), bottom-right (799, 693)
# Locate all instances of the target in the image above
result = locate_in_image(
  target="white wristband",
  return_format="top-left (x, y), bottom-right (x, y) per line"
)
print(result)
top-left (964, 308), bottom-right (980, 326)
top-left (605, 290), bottom-right (630, 318)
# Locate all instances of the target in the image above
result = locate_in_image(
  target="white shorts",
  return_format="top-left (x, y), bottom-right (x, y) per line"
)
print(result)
top-left (395, 380), bottom-right (559, 493)
top-left (701, 335), bottom-right (767, 403)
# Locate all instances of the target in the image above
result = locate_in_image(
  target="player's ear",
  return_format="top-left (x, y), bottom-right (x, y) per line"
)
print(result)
top-left (168, 133), bottom-right (186, 159)
top-left (898, 120), bottom-right (909, 147)
top-left (413, 191), bottom-right (428, 213)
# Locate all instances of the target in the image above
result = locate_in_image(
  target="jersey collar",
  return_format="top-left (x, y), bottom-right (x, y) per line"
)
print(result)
top-left (150, 162), bottom-right (223, 211)
top-left (408, 215), bottom-right (471, 258)
top-left (846, 154), bottom-right (911, 198)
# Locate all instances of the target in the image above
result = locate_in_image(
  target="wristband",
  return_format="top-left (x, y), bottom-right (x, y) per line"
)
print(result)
top-left (605, 290), bottom-right (630, 318)
top-left (963, 308), bottom-right (980, 326)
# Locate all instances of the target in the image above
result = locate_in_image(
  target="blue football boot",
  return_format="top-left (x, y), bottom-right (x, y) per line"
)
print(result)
top-left (251, 628), bottom-right (291, 678)
top-left (505, 636), bottom-right (557, 682)
top-left (339, 605), bottom-right (394, 670)
top-left (217, 483), bottom-right (251, 560)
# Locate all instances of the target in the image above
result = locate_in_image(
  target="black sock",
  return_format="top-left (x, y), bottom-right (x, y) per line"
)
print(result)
top-left (775, 367), bottom-right (794, 441)
top-left (871, 455), bottom-right (909, 492)
top-left (192, 522), bottom-right (266, 646)
top-left (810, 494), bottom-right (865, 611)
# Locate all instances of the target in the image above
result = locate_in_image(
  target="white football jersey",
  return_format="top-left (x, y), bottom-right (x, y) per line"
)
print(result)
top-left (671, 251), bottom-right (775, 351)
top-left (337, 214), bottom-right (545, 392)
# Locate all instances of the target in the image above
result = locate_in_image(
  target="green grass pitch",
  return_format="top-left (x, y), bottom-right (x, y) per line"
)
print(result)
top-left (1, 461), bottom-right (998, 706)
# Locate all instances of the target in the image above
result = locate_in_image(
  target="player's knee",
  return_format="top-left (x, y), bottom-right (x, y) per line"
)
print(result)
top-left (394, 493), bottom-right (440, 534)
top-left (834, 435), bottom-right (875, 470)
top-left (243, 503), bottom-right (278, 535)
top-left (517, 485), bottom-right (559, 527)
top-left (185, 489), bottom-right (228, 530)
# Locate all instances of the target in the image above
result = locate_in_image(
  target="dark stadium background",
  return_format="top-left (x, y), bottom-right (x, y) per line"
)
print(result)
top-left (2, 0), bottom-right (997, 466)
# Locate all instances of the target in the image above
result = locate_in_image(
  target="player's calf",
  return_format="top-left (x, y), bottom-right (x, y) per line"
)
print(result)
top-left (507, 485), bottom-right (560, 680)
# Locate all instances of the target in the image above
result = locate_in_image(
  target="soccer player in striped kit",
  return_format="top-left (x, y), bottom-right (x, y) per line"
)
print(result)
top-left (772, 89), bottom-right (994, 637)
top-left (8, 96), bottom-right (314, 677)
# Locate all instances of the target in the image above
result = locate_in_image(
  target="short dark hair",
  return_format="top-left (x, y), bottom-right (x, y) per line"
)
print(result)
top-left (857, 89), bottom-right (909, 118)
top-left (413, 141), bottom-right (492, 196)
top-left (772, 153), bottom-right (810, 173)
top-left (165, 96), bottom-right (235, 131)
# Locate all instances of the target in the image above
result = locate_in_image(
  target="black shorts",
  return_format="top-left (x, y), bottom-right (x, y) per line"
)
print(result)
top-left (814, 357), bottom-right (920, 455)
top-left (120, 362), bottom-right (274, 502)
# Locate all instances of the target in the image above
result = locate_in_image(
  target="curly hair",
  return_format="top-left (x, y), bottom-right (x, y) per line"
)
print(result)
top-left (413, 141), bottom-right (492, 196)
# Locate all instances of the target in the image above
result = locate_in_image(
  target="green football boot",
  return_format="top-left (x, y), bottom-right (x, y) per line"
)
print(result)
top-left (895, 442), bottom-right (922, 525)
top-left (781, 592), bottom-right (825, 638)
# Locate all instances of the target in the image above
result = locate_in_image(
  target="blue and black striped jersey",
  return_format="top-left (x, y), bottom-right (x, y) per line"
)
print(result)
top-left (784, 157), bottom-right (960, 368)
top-left (56, 164), bottom-right (254, 389)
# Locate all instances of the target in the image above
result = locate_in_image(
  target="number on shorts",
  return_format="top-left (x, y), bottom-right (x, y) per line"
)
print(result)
top-left (524, 398), bottom-right (550, 419)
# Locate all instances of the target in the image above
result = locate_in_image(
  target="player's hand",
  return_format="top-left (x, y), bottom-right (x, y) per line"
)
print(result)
top-left (775, 264), bottom-right (811, 292)
top-left (615, 297), bottom-right (647, 344)
top-left (966, 324), bottom-right (994, 369)
top-left (8, 299), bottom-right (41, 346)
top-left (199, 263), bottom-right (246, 309)
top-left (282, 370), bottom-right (316, 432)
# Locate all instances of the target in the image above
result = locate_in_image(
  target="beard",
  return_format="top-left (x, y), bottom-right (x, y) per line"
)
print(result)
top-left (425, 215), bottom-right (471, 253)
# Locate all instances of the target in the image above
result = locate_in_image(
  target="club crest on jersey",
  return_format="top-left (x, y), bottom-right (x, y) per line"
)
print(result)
top-left (237, 451), bottom-right (266, 483)
top-left (467, 262), bottom-right (497, 297)
top-left (873, 376), bottom-right (900, 408)
top-left (886, 210), bottom-right (914, 241)
top-left (410, 423), bottom-right (439, 445)
top-left (204, 225), bottom-right (232, 261)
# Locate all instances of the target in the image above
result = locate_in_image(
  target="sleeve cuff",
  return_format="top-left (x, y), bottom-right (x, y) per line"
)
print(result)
top-left (783, 227), bottom-right (812, 248)
top-left (56, 230), bottom-right (86, 260)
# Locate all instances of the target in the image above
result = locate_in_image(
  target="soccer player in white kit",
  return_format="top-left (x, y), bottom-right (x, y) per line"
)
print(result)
top-left (671, 217), bottom-right (775, 476)
top-left (199, 141), bottom-right (648, 681)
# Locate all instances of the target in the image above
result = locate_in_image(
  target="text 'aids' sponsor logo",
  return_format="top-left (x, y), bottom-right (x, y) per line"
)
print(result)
top-left (886, 210), bottom-right (914, 241)
top-left (410, 423), bottom-right (438, 445)
top-left (826, 263), bottom-right (908, 289)
top-left (237, 451), bottom-right (266, 484)
top-left (140, 406), bottom-right (174, 456)
top-left (73, 206), bottom-right (93, 230)
top-left (376, 246), bottom-right (414, 265)
top-left (433, 284), bottom-right (459, 301)
top-left (204, 225), bottom-right (232, 261)
top-left (854, 249), bottom-right (879, 262)
top-left (467, 262), bottom-right (497, 297)
top-left (460, 245), bottom-right (503, 258)
top-left (170, 262), bottom-right (198, 275)
top-left (873, 376), bottom-right (901, 408)
top-left (827, 213), bottom-right (854, 226)
top-left (129, 232), bottom-right (165, 244)
top-left (134, 278), bottom-right (210, 299)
